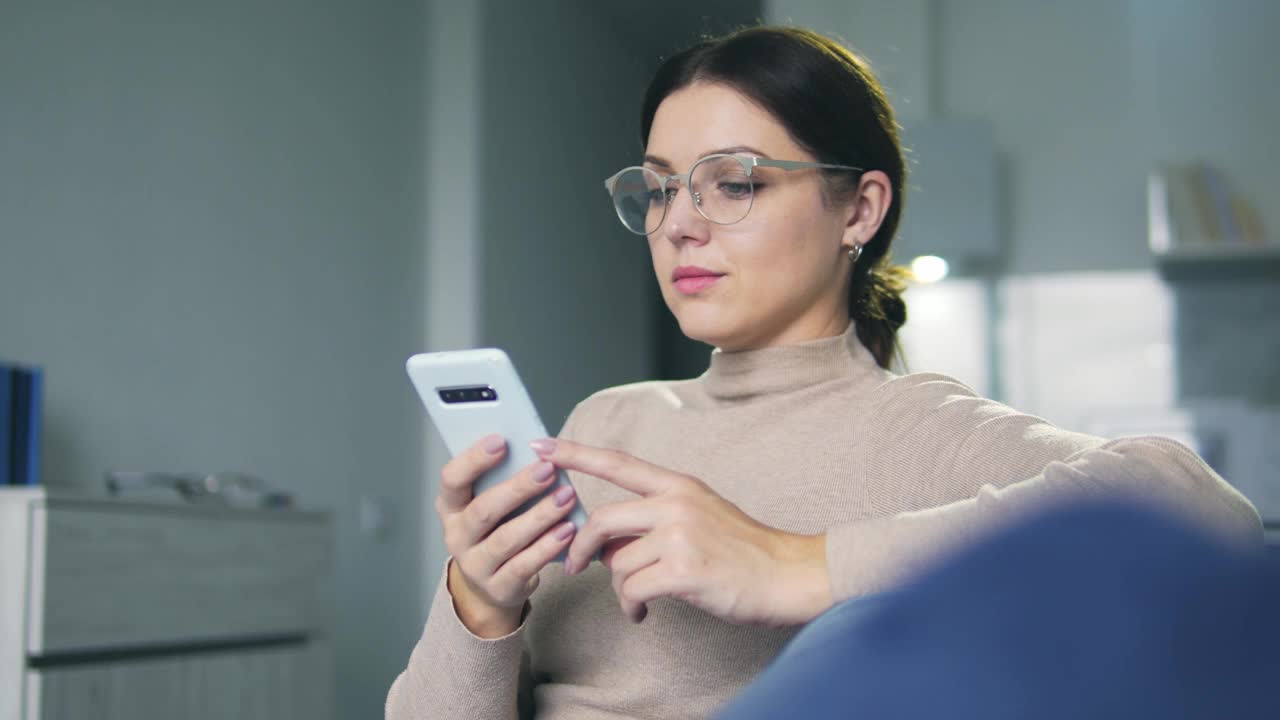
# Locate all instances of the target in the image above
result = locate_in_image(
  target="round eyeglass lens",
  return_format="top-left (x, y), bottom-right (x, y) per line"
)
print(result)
top-left (610, 167), bottom-right (667, 235)
top-left (689, 155), bottom-right (755, 225)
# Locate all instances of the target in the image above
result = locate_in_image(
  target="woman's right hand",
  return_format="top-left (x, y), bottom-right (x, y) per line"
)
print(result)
top-left (437, 434), bottom-right (579, 638)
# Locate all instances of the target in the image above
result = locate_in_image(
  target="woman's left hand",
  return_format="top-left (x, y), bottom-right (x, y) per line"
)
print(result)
top-left (531, 438), bottom-right (833, 627)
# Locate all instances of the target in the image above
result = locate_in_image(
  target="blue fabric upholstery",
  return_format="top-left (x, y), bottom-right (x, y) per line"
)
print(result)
top-left (717, 501), bottom-right (1280, 720)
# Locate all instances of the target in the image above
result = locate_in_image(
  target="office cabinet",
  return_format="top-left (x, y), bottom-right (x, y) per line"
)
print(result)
top-left (1, 488), bottom-right (334, 720)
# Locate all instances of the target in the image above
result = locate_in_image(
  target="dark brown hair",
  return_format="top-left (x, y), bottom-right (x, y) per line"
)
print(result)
top-left (640, 26), bottom-right (909, 368)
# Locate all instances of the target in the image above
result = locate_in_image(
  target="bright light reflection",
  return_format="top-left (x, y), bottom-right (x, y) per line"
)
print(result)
top-left (910, 255), bottom-right (950, 283)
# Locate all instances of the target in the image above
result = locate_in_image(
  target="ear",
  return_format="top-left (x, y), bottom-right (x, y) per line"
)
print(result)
top-left (840, 170), bottom-right (893, 252)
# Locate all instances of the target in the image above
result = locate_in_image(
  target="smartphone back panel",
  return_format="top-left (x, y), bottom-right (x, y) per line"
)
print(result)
top-left (406, 349), bottom-right (589, 536)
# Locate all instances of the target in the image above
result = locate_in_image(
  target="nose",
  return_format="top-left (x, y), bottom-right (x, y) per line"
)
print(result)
top-left (661, 178), bottom-right (710, 247)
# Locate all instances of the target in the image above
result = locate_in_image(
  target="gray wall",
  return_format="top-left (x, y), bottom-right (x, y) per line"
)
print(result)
top-left (477, 1), bottom-right (655, 431)
top-left (0, 2), bottom-right (426, 717)
top-left (416, 0), bottom-right (664, 594)
top-left (420, 1), bottom-right (484, 593)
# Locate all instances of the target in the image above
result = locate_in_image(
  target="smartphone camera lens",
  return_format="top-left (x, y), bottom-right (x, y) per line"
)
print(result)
top-left (438, 386), bottom-right (497, 404)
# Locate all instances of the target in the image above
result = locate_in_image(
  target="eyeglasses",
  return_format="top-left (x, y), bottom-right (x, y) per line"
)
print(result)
top-left (603, 153), bottom-right (864, 236)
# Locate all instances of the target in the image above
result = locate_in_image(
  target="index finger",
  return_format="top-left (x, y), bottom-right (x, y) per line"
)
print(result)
top-left (437, 434), bottom-right (507, 513)
top-left (565, 498), bottom-right (657, 575)
top-left (531, 438), bottom-right (677, 497)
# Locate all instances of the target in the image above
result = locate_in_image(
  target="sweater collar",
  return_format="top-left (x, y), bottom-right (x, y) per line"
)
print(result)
top-left (701, 323), bottom-right (880, 401)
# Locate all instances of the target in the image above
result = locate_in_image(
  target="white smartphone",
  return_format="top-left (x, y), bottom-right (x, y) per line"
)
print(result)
top-left (406, 349), bottom-right (588, 556)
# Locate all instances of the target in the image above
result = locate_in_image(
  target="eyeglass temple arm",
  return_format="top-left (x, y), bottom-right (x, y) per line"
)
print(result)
top-left (751, 158), bottom-right (864, 173)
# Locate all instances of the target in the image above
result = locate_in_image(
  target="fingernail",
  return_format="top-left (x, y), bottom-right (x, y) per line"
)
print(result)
top-left (530, 438), bottom-right (557, 456)
top-left (553, 485), bottom-right (575, 506)
top-left (483, 435), bottom-right (506, 454)
top-left (532, 461), bottom-right (555, 484)
top-left (554, 521), bottom-right (575, 541)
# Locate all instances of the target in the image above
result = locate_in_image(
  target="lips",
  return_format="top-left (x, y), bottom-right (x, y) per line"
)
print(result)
top-left (672, 266), bottom-right (725, 295)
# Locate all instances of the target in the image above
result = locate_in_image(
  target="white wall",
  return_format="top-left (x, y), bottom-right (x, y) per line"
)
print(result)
top-left (999, 272), bottom-right (1176, 431)
top-left (766, 0), bottom-right (1279, 273)
top-left (0, 2), bottom-right (426, 717)
top-left (898, 280), bottom-right (992, 396)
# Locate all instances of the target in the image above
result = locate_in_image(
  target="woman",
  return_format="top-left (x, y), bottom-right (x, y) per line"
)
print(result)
top-left (387, 26), bottom-right (1260, 720)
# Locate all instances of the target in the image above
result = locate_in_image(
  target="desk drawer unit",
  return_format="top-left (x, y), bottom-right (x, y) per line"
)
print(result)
top-left (1, 490), bottom-right (334, 720)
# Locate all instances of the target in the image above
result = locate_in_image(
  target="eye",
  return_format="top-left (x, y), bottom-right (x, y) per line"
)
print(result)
top-left (716, 180), bottom-right (755, 200)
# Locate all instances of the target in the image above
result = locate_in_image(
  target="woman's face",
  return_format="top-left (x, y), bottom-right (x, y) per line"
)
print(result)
top-left (644, 82), bottom-right (859, 352)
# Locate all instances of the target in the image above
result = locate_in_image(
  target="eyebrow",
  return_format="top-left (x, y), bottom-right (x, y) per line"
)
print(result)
top-left (643, 145), bottom-right (773, 170)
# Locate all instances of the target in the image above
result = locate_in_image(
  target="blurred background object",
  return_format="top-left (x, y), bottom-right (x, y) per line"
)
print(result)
top-left (1, 1), bottom-right (1276, 716)
top-left (0, 486), bottom-right (335, 720)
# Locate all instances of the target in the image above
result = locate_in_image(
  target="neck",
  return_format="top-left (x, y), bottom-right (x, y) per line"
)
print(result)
top-left (700, 321), bottom-right (880, 401)
top-left (716, 309), bottom-right (852, 354)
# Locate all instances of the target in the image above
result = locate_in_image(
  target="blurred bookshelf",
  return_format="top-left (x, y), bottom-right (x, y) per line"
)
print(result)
top-left (1147, 163), bottom-right (1277, 282)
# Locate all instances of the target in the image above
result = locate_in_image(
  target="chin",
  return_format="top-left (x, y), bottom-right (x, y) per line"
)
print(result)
top-left (672, 306), bottom-right (744, 349)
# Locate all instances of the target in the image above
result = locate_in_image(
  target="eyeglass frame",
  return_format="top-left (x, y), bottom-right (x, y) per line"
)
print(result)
top-left (602, 153), bottom-right (865, 235)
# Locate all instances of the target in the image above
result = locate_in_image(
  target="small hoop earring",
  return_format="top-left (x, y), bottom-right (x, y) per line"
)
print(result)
top-left (847, 244), bottom-right (863, 263)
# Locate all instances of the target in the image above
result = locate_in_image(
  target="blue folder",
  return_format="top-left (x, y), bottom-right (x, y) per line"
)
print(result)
top-left (11, 368), bottom-right (29, 485)
top-left (0, 363), bottom-right (45, 485)
top-left (0, 363), bottom-right (11, 486)
top-left (25, 367), bottom-right (42, 486)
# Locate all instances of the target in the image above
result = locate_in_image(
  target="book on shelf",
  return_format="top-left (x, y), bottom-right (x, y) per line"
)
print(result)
top-left (1147, 163), bottom-right (1270, 254)
top-left (1, 360), bottom-right (43, 486)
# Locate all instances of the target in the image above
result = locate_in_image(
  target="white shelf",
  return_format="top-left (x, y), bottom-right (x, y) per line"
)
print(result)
top-left (1153, 242), bottom-right (1280, 281)
top-left (1154, 242), bottom-right (1280, 261)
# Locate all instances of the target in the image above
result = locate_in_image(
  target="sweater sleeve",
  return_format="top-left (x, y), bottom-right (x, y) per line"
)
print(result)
top-left (385, 563), bottom-right (529, 720)
top-left (825, 374), bottom-right (1264, 601)
top-left (386, 402), bottom-right (599, 720)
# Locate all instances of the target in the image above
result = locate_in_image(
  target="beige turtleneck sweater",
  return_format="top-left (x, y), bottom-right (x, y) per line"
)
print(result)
top-left (386, 326), bottom-right (1261, 720)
